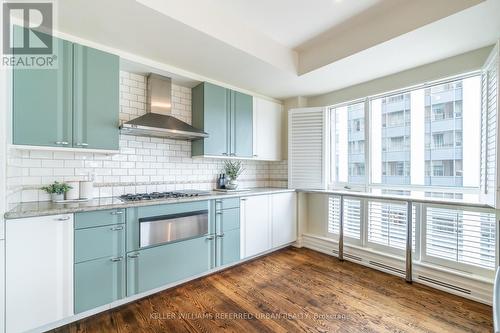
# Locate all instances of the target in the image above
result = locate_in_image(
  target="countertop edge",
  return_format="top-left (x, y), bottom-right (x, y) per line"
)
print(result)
top-left (4, 188), bottom-right (296, 220)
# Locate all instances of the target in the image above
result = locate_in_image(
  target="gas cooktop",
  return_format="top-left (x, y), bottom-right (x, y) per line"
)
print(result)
top-left (119, 190), bottom-right (211, 202)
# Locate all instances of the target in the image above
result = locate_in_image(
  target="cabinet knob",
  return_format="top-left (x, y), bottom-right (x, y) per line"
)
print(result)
top-left (253, 155), bottom-right (258, 157)
top-left (216, 212), bottom-right (222, 215)
top-left (55, 141), bottom-right (69, 146)
top-left (206, 235), bottom-right (215, 241)
top-left (240, 198), bottom-right (247, 202)
top-left (110, 256), bottom-right (123, 262)
top-left (216, 233), bottom-right (225, 238)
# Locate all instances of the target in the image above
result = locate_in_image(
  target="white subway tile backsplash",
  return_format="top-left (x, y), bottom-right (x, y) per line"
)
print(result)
top-left (7, 71), bottom-right (288, 204)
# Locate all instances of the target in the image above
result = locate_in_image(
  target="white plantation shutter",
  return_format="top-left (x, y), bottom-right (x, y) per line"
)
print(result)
top-left (367, 200), bottom-right (416, 252)
top-left (328, 196), bottom-right (362, 242)
top-left (425, 206), bottom-right (496, 270)
top-left (480, 43), bottom-right (500, 207)
top-left (288, 107), bottom-right (327, 189)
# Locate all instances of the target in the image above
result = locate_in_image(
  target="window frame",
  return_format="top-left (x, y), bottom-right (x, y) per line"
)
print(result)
top-left (328, 71), bottom-right (482, 193)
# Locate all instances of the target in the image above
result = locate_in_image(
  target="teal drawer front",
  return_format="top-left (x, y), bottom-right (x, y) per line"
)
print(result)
top-left (75, 209), bottom-right (125, 229)
top-left (216, 208), bottom-right (240, 233)
top-left (215, 198), bottom-right (240, 210)
top-left (126, 235), bottom-right (214, 296)
top-left (75, 224), bottom-right (125, 263)
top-left (126, 201), bottom-right (211, 252)
top-left (217, 228), bottom-right (240, 266)
top-left (74, 256), bottom-right (125, 313)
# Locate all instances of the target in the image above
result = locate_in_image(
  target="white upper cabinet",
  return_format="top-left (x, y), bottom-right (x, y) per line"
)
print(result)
top-left (253, 97), bottom-right (283, 161)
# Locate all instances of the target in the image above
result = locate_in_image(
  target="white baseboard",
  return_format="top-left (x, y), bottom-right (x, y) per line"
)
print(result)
top-left (301, 233), bottom-right (493, 305)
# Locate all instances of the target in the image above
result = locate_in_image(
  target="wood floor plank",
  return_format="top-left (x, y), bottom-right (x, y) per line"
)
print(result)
top-left (49, 247), bottom-right (493, 333)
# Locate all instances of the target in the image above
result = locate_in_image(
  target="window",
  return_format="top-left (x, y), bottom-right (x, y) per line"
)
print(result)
top-left (329, 75), bottom-right (481, 190)
top-left (331, 102), bottom-right (366, 184)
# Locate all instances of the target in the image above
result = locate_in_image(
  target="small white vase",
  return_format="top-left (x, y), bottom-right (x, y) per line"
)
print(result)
top-left (226, 179), bottom-right (239, 190)
top-left (65, 181), bottom-right (80, 200)
top-left (51, 193), bottom-right (64, 202)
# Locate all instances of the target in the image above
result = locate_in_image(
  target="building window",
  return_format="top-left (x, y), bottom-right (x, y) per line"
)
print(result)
top-left (331, 101), bottom-right (366, 184)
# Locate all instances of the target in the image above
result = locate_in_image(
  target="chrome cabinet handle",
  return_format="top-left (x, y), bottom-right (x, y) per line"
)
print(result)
top-left (55, 141), bottom-right (69, 145)
top-left (216, 233), bottom-right (225, 238)
top-left (110, 226), bottom-right (124, 231)
top-left (206, 235), bottom-right (215, 241)
top-left (216, 212), bottom-right (222, 215)
top-left (76, 143), bottom-right (88, 147)
top-left (240, 198), bottom-right (247, 201)
top-left (222, 153), bottom-right (228, 156)
top-left (55, 216), bottom-right (71, 221)
top-left (111, 211), bottom-right (123, 215)
top-left (253, 154), bottom-right (258, 157)
top-left (128, 253), bottom-right (140, 259)
top-left (110, 256), bottom-right (123, 262)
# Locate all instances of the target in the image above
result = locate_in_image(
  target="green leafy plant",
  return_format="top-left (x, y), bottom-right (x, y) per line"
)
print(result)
top-left (41, 181), bottom-right (72, 195)
top-left (223, 160), bottom-right (244, 180)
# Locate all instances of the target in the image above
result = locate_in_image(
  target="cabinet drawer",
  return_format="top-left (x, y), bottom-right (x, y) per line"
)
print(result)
top-left (127, 236), bottom-right (214, 296)
top-left (74, 256), bottom-right (125, 313)
top-left (216, 207), bottom-right (240, 232)
top-left (215, 198), bottom-right (240, 210)
top-left (75, 209), bottom-right (125, 229)
top-left (75, 224), bottom-right (125, 263)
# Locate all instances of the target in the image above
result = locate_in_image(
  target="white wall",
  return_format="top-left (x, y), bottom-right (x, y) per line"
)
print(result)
top-left (307, 46), bottom-right (493, 108)
top-left (6, 71), bottom-right (288, 204)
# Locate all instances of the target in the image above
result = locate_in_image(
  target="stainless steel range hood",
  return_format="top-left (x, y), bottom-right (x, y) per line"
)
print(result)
top-left (119, 74), bottom-right (208, 140)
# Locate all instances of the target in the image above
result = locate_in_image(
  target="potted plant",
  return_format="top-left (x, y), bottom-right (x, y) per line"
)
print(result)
top-left (223, 160), bottom-right (244, 190)
top-left (41, 181), bottom-right (72, 202)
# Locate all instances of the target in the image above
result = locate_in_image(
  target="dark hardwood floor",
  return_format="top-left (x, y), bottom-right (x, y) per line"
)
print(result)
top-left (52, 247), bottom-right (493, 333)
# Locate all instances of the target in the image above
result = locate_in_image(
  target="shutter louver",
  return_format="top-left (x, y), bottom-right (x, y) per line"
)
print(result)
top-left (426, 206), bottom-right (496, 269)
top-left (288, 108), bottom-right (327, 189)
top-left (480, 44), bottom-right (499, 207)
top-left (328, 196), bottom-right (361, 240)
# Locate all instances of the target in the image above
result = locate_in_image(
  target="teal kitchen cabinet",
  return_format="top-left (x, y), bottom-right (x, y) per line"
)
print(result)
top-left (12, 31), bottom-right (119, 151)
top-left (74, 211), bottom-right (126, 313)
top-left (192, 82), bottom-right (229, 156)
top-left (73, 44), bottom-right (119, 150)
top-left (192, 82), bottom-right (253, 157)
top-left (217, 228), bottom-right (240, 266)
top-left (214, 200), bottom-right (240, 267)
top-left (126, 236), bottom-right (215, 296)
top-left (232, 91), bottom-right (253, 157)
top-left (74, 256), bottom-right (125, 314)
top-left (13, 34), bottom-right (74, 147)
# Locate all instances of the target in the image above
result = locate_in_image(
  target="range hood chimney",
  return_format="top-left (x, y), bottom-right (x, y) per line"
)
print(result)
top-left (119, 74), bottom-right (208, 140)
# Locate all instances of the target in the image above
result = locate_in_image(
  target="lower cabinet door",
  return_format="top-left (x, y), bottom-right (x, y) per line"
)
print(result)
top-left (74, 256), bottom-right (125, 313)
top-left (127, 236), bottom-right (214, 296)
top-left (217, 228), bottom-right (240, 266)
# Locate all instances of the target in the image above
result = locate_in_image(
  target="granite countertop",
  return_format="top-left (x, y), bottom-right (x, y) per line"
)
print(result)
top-left (5, 188), bottom-right (295, 219)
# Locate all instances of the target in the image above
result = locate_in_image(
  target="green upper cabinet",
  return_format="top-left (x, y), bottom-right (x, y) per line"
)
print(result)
top-left (73, 45), bottom-right (119, 150)
top-left (192, 82), bottom-right (253, 157)
top-left (12, 32), bottom-right (119, 151)
top-left (192, 82), bottom-right (229, 156)
top-left (13, 32), bottom-right (74, 147)
top-left (232, 91), bottom-right (253, 157)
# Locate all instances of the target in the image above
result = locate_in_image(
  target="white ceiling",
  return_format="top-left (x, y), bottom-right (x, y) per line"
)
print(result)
top-left (56, 0), bottom-right (500, 100)
top-left (207, 0), bottom-right (382, 48)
